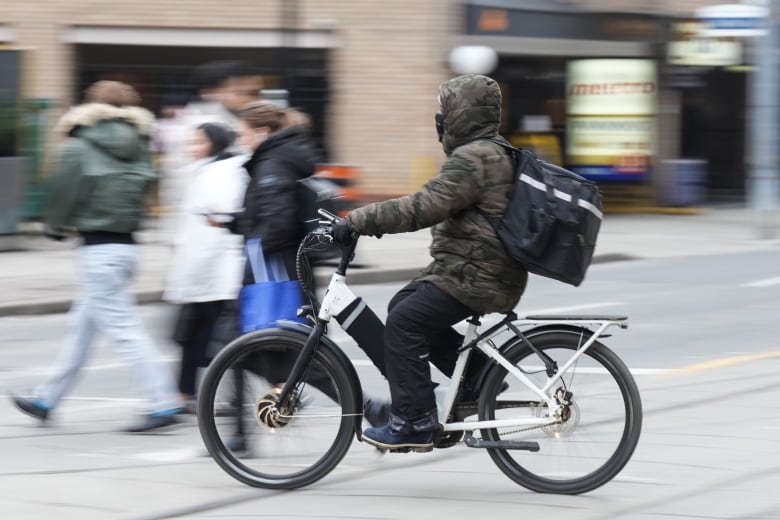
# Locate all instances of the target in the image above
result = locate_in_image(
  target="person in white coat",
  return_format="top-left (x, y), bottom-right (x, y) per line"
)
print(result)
top-left (163, 122), bottom-right (248, 410)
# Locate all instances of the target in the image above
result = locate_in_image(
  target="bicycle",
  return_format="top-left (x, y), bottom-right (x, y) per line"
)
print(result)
top-left (197, 209), bottom-right (642, 494)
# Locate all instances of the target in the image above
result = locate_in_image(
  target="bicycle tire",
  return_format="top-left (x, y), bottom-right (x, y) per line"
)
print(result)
top-left (197, 328), bottom-right (358, 489)
top-left (478, 330), bottom-right (642, 494)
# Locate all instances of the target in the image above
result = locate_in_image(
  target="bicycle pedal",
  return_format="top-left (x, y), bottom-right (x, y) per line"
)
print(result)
top-left (434, 430), bottom-right (464, 449)
top-left (387, 445), bottom-right (433, 454)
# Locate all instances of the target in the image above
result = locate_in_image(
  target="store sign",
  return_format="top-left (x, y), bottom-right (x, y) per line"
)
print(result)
top-left (695, 3), bottom-right (768, 37)
top-left (567, 59), bottom-right (657, 116)
top-left (465, 5), bottom-right (662, 42)
top-left (567, 117), bottom-right (655, 178)
top-left (566, 59), bottom-right (657, 180)
top-left (668, 20), bottom-right (742, 66)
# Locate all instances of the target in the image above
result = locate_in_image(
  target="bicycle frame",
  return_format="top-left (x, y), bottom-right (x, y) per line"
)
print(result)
top-left (438, 316), bottom-right (627, 431)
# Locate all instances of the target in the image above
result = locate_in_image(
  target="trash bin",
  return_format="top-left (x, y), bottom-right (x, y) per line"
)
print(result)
top-left (0, 156), bottom-right (25, 234)
top-left (660, 159), bottom-right (707, 206)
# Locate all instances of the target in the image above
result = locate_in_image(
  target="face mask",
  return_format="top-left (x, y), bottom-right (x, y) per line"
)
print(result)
top-left (435, 112), bottom-right (445, 142)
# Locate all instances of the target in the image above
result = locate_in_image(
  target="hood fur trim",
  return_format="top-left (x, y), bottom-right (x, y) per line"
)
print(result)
top-left (55, 103), bottom-right (156, 136)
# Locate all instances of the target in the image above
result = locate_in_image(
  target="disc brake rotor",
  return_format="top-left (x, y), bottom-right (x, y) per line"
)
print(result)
top-left (535, 400), bottom-right (581, 437)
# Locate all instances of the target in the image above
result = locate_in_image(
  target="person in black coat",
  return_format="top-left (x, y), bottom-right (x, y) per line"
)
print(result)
top-left (235, 101), bottom-right (320, 280)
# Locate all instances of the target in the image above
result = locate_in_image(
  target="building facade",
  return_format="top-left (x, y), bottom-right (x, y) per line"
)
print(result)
top-left (1, 0), bottom-right (741, 208)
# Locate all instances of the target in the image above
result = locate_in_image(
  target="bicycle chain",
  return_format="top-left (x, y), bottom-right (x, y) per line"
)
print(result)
top-left (452, 403), bottom-right (563, 439)
top-left (494, 419), bottom-right (563, 438)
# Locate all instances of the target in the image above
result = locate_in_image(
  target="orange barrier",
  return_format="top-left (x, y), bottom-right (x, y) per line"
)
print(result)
top-left (314, 163), bottom-right (362, 217)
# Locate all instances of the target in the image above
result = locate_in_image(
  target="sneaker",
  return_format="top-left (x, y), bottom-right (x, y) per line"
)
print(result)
top-left (363, 398), bottom-right (391, 428)
top-left (362, 424), bottom-right (434, 452)
top-left (11, 395), bottom-right (51, 422)
top-left (123, 412), bottom-right (180, 433)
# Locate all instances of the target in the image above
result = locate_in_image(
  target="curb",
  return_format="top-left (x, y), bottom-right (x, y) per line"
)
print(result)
top-left (0, 255), bottom-right (634, 318)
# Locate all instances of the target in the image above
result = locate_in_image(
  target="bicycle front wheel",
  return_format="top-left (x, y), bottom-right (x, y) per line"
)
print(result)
top-left (479, 331), bottom-right (642, 494)
top-left (197, 329), bottom-right (358, 489)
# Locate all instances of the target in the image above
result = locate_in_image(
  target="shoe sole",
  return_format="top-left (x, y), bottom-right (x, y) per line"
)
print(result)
top-left (361, 435), bottom-right (433, 453)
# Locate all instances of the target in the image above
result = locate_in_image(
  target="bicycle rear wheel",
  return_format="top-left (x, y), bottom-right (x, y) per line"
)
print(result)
top-left (197, 329), bottom-right (358, 489)
top-left (479, 331), bottom-right (642, 494)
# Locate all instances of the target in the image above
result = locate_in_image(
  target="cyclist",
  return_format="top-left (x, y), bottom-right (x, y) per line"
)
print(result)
top-left (332, 74), bottom-right (528, 451)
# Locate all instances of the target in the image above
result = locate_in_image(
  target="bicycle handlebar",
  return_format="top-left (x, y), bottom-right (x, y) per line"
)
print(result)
top-left (317, 208), bottom-right (340, 224)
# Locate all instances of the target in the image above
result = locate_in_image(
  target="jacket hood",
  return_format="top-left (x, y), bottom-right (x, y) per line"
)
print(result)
top-left (55, 103), bottom-right (155, 161)
top-left (438, 74), bottom-right (502, 155)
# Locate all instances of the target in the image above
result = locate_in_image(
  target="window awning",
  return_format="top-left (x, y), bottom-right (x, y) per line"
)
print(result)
top-left (453, 34), bottom-right (652, 57)
top-left (64, 26), bottom-right (336, 48)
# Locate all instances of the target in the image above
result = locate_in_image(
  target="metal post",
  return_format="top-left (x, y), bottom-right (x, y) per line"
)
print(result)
top-left (280, 0), bottom-right (299, 97)
top-left (748, 0), bottom-right (780, 238)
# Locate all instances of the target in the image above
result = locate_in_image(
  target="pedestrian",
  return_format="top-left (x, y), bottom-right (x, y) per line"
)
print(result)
top-left (11, 80), bottom-right (182, 433)
top-left (156, 61), bottom-right (260, 243)
top-left (163, 122), bottom-right (248, 412)
top-left (232, 101), bottom-right (320, 278)
top-left (330, 74), bottom-right (526, 451)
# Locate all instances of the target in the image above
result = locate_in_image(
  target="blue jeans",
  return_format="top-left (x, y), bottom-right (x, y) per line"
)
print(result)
top-left (34, 243), bottom-right (180, 415)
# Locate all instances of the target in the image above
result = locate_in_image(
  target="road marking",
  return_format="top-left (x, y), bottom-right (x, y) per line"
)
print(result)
top-left (131, 447), bottom-right (204, 462)
top-left (742, 276), bottom-right (780, 288)
top-left (674, 350), bottom-right (780, 374)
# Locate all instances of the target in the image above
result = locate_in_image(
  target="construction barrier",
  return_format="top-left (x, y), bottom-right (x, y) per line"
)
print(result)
top-left (313, 163), bottom-right (362, 217)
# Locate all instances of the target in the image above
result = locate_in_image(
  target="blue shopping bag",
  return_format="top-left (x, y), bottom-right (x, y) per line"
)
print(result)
top-left (239, 280), bottom-right (305, 332)
top-left (239, 238), bottom-right (306, 333)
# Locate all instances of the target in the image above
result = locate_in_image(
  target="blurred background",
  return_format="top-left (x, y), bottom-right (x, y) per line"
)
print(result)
top-left (0, 0), bottom-right (777, 232)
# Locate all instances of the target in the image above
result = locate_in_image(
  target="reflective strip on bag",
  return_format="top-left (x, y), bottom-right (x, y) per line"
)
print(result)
top-left (518, 173), bottom-right (604, 220)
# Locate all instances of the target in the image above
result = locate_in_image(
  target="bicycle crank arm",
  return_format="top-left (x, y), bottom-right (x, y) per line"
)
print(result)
top-left (463, 433), bottom-right (540, 452)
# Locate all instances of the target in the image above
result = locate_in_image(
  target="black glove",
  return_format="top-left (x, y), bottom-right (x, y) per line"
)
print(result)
top-left (332, 220), bottom-right (356, 246)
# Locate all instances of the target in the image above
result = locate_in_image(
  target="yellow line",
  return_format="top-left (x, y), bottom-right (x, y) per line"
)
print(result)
top-left (674, 351), bottom-right (780, 375)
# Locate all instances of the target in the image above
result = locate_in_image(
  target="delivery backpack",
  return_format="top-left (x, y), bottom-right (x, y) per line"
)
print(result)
top-left (482, 139), bottom-right (603, 286)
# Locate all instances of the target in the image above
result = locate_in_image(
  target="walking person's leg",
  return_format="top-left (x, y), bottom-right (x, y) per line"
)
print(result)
top-left (85, 244), bottom-right (180, 430)
top-left (176, 301), bottom-right (225, 412)
top-left (12, 248), bottom-right (100, 421)
top-left (30, 300), bottom-right (98, 407)
top-left (173, 303), bottom-right (200, 406)
top-left (362, 281), bottom-right (473, 450)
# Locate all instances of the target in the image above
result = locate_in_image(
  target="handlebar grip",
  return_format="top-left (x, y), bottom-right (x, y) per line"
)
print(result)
top-left (317, 208), bottom-right (340, 222)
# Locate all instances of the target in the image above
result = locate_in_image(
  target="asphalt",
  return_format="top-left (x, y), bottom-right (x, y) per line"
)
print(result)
top-left (0, 205), bottom-right (777, 317)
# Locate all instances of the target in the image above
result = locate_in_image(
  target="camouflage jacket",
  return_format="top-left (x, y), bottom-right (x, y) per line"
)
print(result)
top-left (347, 75), bottom-right (527, 314)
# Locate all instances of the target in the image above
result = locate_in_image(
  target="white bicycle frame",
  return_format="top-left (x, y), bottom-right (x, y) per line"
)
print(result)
top-left (317, 269), bottom-right (628, 433)
top-left (438, 317), bottom-right (625, 431)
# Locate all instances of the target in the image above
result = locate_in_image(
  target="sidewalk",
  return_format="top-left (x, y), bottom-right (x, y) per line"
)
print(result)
top-left (0, 206), bottom-right (777, 317)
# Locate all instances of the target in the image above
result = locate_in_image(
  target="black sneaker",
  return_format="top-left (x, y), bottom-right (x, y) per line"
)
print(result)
top-left (123, 413), bottom-right (180, 433)
top-left (362, 425), bottom-right (434, 452)
top-left (12, 395), bottom-right (51, 422)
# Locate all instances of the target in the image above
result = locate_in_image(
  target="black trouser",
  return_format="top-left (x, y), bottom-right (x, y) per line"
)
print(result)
top-left (384, 281), bottom-right (475, 433)
top-left (172, 300), bottom-right (228, 396)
